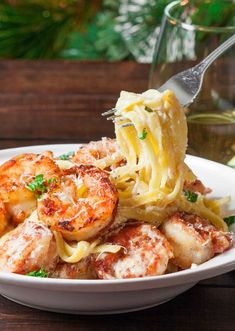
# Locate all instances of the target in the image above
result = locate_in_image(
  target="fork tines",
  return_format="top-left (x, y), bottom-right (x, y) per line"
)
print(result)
top-left (113, 118), bottom-right (134, 128)
top-left (106, 115), bottom-right (117, 121)
top-left (107, 115), bottom-right (127, 122)
top-left (102, 108), bottom-right (134, 128)
top-left (119, 123), bottom-right (133, 128)
top-left (102, 108), bottom-right (116, 116)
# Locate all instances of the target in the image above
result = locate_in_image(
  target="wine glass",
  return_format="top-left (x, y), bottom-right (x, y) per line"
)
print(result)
top-left (149, 0), bottom-right (235, 165)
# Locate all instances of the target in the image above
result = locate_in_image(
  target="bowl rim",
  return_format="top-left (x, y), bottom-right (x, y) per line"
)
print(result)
top-left (0, 248), bottom-right (234, 292)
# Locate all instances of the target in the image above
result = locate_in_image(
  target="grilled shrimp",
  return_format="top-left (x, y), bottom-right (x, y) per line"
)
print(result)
top-left (52, 258), bottom-right (97, 279)
top-left (184, 179), bottom-right (211, 195)
top-left (72, 138), bottom-right (125, 170)
top-left (161, 212), bottom-right (233, 269)
top-left (0, 198), bottom-right (8, 236)
top-left (0, 216), bottom-right (58, 274)
top-left (93, 223), bottom-right (173, 279)
top-left (38, 165), bottom-right (118, 241)
top-left (0, 153), bottom-right (60, 224)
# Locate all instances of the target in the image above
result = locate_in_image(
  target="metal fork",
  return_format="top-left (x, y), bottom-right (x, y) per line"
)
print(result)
top-left (158, 34), bottom-right (235, 107)
top-left (102, 34), bottom-right (235, 121)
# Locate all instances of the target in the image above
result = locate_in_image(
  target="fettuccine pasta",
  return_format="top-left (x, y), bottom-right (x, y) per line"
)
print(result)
top-left (0, 88), bottom-right (232, 280)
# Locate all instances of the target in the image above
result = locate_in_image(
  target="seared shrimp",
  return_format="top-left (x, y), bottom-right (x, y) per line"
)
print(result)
top-left (0, 216), bottom-right (58, 274)
top-left (38, 165), bottom-right (118, 241)
top-left (93, 223), bottom-right (173, 279)
top-left (184, 179), bottom-right (211, 195)
top-left (161, 212), bottom-right (233, 269)
top-left (0, 153), bottom-right (60, 224)
top-left (72, 138), bottom-right (125, 170)
top-left (0, 198), bottom-right (8, 236)
top-left (52, 258), bottom-right (97, 279)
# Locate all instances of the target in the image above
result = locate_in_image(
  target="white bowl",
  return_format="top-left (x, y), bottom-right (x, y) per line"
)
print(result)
top-left (0, 144), bottom-right (234, 314)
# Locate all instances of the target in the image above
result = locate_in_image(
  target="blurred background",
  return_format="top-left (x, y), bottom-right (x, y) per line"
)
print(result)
top-left (0, 0), bottom-right (233, 63)
top-left (0, 0), bottom-right (234, 166)
top-left (0, 0), bottom-right (167, 62)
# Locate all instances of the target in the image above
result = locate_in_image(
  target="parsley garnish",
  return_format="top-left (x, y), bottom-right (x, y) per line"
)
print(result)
top-left (139, 128), bottom-right (148, 140)
top-left (59, 151), bottom-right (75, 160)
top-left (27, 174), bottom-right (45, 194)
top-left (145, 106), bottom-right (153, 113)
top-left (183, 190), bottom-right (198, 203)
top-left (48, 178), bottom-right (57, 185)
top-left (224, 215), bottom-right (235, 226)
top-left (27, 267), bottom-right (48, 278)
top-left (26, 174), bottom-right (57, 198)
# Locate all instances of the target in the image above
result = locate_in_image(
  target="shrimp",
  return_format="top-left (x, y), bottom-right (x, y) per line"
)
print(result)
top-left (52, 258), bottom-right (97, 279)
top-left (161, 212), bottom-right (233, 269)
top-left (38, 165), bottom-right (118, 241)
top-left (184, 179), bottom-right (211, 195)
top-left (0, 153), bottom-right (61, 224)
top-left (0, 217), bottom-right (58, 274)
top-left (72, 138), bottom-right (125, 170)
top-left (0, 198), bottom-right (8, 236)
top-left (93, 223), bottom-right (173, 279)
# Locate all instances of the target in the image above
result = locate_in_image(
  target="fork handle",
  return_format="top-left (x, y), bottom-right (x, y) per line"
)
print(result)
top-left (195, 34), bottom-right (235, 73)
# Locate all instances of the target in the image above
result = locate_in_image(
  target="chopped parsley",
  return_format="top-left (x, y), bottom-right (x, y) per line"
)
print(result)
top-left (139, 128), bottom-right (148, 140)
top-left (145, 106), bottom-right (153, 113)
top-left (26, 174), bottom-right (57, 198)
top-left (27, 267), bottom-right (48, 278)
top-left (183, 190), bottom-right (198, 203)
top-left (48, 177), bottom-right (57, 185)
top-left (224, 215), bottom-right (235, 226)
top-left (59, 151), bottom-right (75, 160)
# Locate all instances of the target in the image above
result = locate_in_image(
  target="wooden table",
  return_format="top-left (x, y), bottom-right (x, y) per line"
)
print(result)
top-left (0, 61), bottom-right (234, 331)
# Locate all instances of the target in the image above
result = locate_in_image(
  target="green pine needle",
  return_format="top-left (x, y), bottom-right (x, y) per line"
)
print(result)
top-left (0, 1), bottom-right (233, 60)
top-left (0, 0), bottom-right (101, 59)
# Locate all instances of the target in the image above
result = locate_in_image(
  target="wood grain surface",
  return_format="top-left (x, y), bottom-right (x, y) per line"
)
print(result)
top-left (0, 61), bottom-right (149, 145)
top-left (0, 60), bottom-right (234, 331)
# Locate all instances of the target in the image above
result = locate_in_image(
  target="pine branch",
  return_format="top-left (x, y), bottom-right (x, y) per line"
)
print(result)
top-left (0, 0), bottom-right (233, 61)
top-left (116, 0), bottom-right (171, 62)
top-left (60, 1), bottom-right (130, 61)
top-left (0, 0), bottom-right (102, 59)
